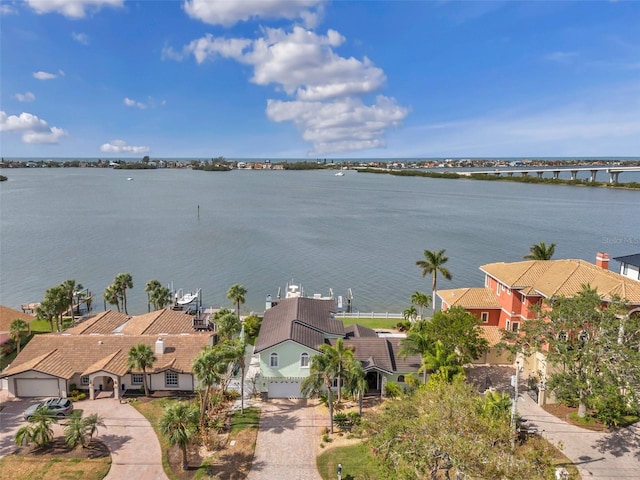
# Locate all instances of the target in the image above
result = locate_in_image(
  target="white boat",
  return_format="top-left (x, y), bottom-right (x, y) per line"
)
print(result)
top-left (175, 289), bottom-right (200, 305)
top-left (335, 171), bottom-right (345, 176)
top-left (127, 177), bottom-right (133, 181)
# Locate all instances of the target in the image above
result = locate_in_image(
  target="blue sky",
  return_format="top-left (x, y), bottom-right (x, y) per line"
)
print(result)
top-left (1, 0), bottom-right (639, 159)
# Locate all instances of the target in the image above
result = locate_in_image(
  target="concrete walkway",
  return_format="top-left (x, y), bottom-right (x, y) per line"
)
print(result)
top-left (246, 399), bottom-right (326, 480)
top-left (517, 394), bottom-right (640, 480)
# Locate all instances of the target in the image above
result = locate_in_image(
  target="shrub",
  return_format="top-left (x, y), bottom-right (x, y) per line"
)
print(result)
top-left (396, 321), bottom-right (411, 332)
top-left (333, 412), bottom-right (349, 430)
top-left (385, 381), bottom-right (403, 398)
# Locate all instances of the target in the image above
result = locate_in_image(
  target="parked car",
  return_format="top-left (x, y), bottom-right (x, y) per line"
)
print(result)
top-left (24, 397), bottom-right (74, 421)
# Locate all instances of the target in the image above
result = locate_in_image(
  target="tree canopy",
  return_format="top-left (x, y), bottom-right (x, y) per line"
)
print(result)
top-left (524, 241), bottom-right (556, 260)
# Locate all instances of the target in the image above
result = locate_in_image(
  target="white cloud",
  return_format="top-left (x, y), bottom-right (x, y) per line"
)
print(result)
top-left (100, 139), bottom-right (150, 154)
top-left (124, 97), bottom-right (147, 109)
top-left (183, 0), bottom-right (324, 28)
top-left (0, 110), bottom-right (67, 144)
top-left (72, 32), bottom-right (89, 45)
top-left (267, 96), bottom-right (410, 155)
top-left (0, 3), bottom-right (18, 15)
top-left (14, 92), bottom-right (36, 102)
top-left (169, 26), bottom-right (408, 154)
top-left (25, 0), bottom-right (123, 19)
top-left (33, 71), bottom-right (58, 80)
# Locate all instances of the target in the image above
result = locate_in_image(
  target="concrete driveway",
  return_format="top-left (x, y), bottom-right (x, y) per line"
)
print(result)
top-left (247, 399), bottom-right (326, 480)
top-left (518, 394), bottom-right (640, 480)
top-left (0, 394), bottom-right (168, 480)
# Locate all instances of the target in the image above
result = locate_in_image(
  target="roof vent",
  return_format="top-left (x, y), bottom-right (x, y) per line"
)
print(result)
top-left (98, 340), bottom-right (103, 345)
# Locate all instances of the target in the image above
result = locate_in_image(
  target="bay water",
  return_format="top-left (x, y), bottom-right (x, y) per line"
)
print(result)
top-left (1, 167), bottom-right (639, 315)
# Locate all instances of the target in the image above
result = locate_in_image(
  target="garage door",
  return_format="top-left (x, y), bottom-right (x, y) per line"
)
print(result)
top-left (16, 378), bottom-right (59, 397)
top-left (268, 379), bottom-right (302, 398)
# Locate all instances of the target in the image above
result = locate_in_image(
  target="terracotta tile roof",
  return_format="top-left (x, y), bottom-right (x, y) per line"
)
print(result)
top-left (1, 333), bottom-right (213, 379)
top-left (479, 326), bottom-right (503, 347)
top-left (0, 305), bottom-right (35, 332)
top-left (481, 259), bottom-right (640, 304)
top-left (437, 288), bottom-right (502, 309)
top-left (255, 297), bottom-right (342, 352)
top-left (64, 310), bottom-right (130, 335)
top-left (122, 308), bottom-right (196, 335)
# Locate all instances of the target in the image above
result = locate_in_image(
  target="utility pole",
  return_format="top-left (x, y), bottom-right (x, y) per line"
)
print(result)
top-left (510, 360), bottom-right (520, 450)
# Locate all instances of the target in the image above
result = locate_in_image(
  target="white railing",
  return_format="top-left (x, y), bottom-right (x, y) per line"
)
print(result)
top-left (335, 312), bottom-right (404, 320)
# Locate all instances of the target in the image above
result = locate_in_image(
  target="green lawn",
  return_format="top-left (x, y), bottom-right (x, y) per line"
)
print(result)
top-left (339, 317), bottom-right (404, 329)
top-left (317, 442), bottom-right (386, 480)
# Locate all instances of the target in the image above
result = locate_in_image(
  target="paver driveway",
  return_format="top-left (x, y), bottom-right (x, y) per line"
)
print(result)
top-left (247, 399), bottom-right (326, 480)
top-left (0, 393), bottom-right (168, 480)
top-left (518, 394), bottom-right (640, 480)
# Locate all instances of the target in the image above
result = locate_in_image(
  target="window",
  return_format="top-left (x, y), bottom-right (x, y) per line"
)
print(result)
top-left (484, 276), bottom-right (489, 287)
top-left (481, 312), bottom-right (489, 323)
top-left (269, 352), bottom-right (279, 368)
top-left (506, 288), bottom-right (511, 296)
top-left (397, 375), bottom-right (405, 383)
top-left (521, 293), bottom-right (526, 304)
top-left (623, 264), bottom-right (629, 275)
top-left (496, 283), bottom-right (501, 295)
top-left (165, 371), bottom-right (178, 387)
top-left (300, 352), bottom-right (309, 368)
top-left (81, 376), bottom-right (89, 385)
top-left (132, 373), bottom-right (143, 385)
top-left (511, 322), bottom-right (520, 332)
top-left (506, 320), bottom-right (510, 331)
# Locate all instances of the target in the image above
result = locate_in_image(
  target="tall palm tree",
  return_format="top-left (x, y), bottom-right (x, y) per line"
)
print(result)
top-left (219, 339), bottom-right (248, 414)
top-left (301, 353), bottom-right (336, 433)
top-left (410, 291), bottom-right (431, 320)
top-left (103, 284), bottom-right (120, 312)
top-left (416, 249), bottom-right (452, 311)
top-left (321, 338), bottom-right (355, 403)
top-left (9, 319), bottom-right (28, 355)
top-left (127, 343), bottom-right (156, 396)
top-left (524, 242), bottom-right (556, 260)
top-left (192, 347), bottom-right (224, 426)
top-left (399, 322), bottom-right (431, 383)
top-left (61, 279), bottom-right (83, 323)
top-left (343, 358), bottom-right (367, 416)
top-left (145, 279), bottom-right (172, 311)
top-left (35, 295), bottom-right (57, 332)
top-left (159, 402), bottom-right (198, 471)
top-left (114, 273), bottom-right (133, 314)
top-left (227, 284), bottom-right (247, 321)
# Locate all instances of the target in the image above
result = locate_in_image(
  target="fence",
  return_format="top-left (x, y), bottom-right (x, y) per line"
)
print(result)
top-left (335, 312), bottom-right (404, 320)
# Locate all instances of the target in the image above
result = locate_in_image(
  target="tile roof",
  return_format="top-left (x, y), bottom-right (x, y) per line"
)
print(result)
top-left (0, 305), bottom-right (35, 332)
top-left (437, 288), bottom-right (502, 309)
top-left (64, 310), bottom-right (130, 335)
top-left (1, 333), bottom-right (213, 380)
top-left (330, 337), bottom-right (422, 374)
top-left (480, 259), bottom-right (640, 304)
top-left (255, 297), bottom-right (341, 352)
top-left (122, 308), bottom-right (197, 335)
top-left (613, 253), bottom-right (640, 268)
top-left (344, 324), bottom-right (378, 338)
top-left (478, 326), bottom-right (503, 347)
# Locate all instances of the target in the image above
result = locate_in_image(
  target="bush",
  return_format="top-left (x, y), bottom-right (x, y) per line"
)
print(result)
top-left (333, 412), bottom-right (349, 430)
top-left (396, 321), bottom-right (411, 332)
top-left (385, 381), bottom-right (403, 398)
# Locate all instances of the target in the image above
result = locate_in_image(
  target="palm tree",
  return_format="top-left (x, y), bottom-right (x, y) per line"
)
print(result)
top-left (83, 413), bottom-right (106, 447)
top-left (114, 273), bottom-right (133, 314)
top-left (421, 340), bottom-right (463, 383)
top-left (399, 322), bottom-right (431, 383)
top-left (403, 305), bottom-right (418, 323)
top-left (301, 353), bottom-right (336, 433)
top-left (192, 347), bottom-right (224, 427)
top-left (64, 412), bottom-right (88, 448)
top-left (61, 279), bottom-right (83, 323)
top-left (343, 358), bottom-right (367, 416)
top-left (410, 291), bottom-right (431, 320)
top-left (15, 406), bottom-right (57, 447)
top-left (416, 248), bottom-right (452, 311)
top-left (103, 284), bottom-right (121, 312)
top-left (219, 339), bottom-right (248, 414)
top-left (215, 308), bottom-right (242, 341)
top-left (127, 343), bottom-right (156, 396)
top-left (10, 319), bottom-right (28, 355)
top-left (227, 284), bottom-right (247, 321)
top-left (524, 242), bottom-right (556, 260)
top-left (35, 296), bottom-right (57, 332)
top-left (159, 402), bottom-right (198, 471)
top-left (322, 338), bottom-right (355, 403)
top-left (145, 279), bottom-right (172, 311)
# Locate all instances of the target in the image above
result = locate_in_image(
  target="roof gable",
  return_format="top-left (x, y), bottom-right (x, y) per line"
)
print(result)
top-left (0, 305), bottom-right (35, 332)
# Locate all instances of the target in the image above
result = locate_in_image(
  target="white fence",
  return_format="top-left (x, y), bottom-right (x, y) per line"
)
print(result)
top-left (335, 312), bottom-right (404, 320)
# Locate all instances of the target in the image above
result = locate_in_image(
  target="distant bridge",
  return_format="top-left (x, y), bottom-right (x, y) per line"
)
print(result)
top-left (459, 166), bottom-right (640, 184)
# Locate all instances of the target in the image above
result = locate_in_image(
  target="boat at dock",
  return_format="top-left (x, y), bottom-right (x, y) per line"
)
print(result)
top-left (267, 281), bottom-right (353, 312)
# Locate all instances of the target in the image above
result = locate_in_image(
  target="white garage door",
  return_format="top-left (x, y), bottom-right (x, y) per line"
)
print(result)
top-left (16, 378), bottom-right (59, 397)
top-left (268, 379), bottom-right (302, 398)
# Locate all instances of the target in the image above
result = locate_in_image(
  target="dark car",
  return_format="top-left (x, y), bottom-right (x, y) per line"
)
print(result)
top-left (24, 397), bottom-right (74, 421)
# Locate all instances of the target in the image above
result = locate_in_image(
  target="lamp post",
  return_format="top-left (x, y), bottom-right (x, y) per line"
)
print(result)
top-left (510, 360), bottom-right (521, 449)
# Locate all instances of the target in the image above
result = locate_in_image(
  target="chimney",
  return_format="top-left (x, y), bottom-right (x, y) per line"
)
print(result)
top-left (155, 337), bottom-right (165, 355)
top-left (595, 252), bottom-right (610, 270)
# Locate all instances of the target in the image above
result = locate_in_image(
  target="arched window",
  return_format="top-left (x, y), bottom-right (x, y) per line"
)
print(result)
top-left (269, 352), bottom-right (279, 368)
top-left (397, 375), bottom-right (405, 383)
top-left (300, 352), bottom-right (309, 367)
